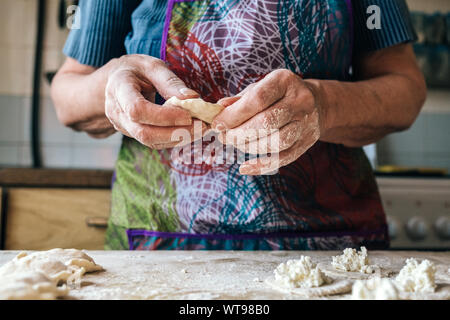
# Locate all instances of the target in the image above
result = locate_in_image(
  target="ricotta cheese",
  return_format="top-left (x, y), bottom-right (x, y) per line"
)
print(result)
top-left (395, 258), bottom-right (436, 293)
top-left (331, 246), bottom-right (376, 274)
top-left (273, 256), bottom-right (328, 288)
top-left (351, 277), bottom-right (399, 300)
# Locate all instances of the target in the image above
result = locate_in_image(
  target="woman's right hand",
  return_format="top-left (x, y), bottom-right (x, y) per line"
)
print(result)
top-left (104, 54), bottom-right (203, 149)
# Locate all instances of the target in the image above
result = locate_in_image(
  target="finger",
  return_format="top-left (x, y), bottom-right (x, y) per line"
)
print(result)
top-left (233, 121), bottom-right (302, 154)
top-left (222, 103), bottom-right (294, 144)
top-left (211, 72), bottom-right (287, 131)
top-left (151, 141), bottom-right (189, 150)
top-left (141, 59), bottom-right (199, 100)
top-left (117, 111), bottom-right (206, 147)
top-left (239, 130), bottom-right (318, 175)
top-left (114, 78), bottom-right (193, 126)
top-left (217, 96), bottom-right (241, 107)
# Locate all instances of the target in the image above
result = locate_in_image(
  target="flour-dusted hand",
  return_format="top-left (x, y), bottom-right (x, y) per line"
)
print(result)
top-left (104, 54), bottom-right (206, 149)
top-left (211, 69), bottom-right (321, 175)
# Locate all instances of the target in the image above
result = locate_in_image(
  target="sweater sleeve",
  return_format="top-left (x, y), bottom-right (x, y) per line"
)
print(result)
top-left (352, 0), bottom-right (418, 53)
top-left (63, 0), bottom-right (141, 67)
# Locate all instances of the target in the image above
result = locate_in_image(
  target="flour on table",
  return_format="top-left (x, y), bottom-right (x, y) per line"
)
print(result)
top-left (395, 258), bottom-right (436, 293)
top-left (163, 96), bottom-right (224, 124)
top-left (352, 277), bottom-right (399, 300)
top-left (265, 256), bottom-right (352, 297)
top-left (0, 271), bottom-right (68, 300)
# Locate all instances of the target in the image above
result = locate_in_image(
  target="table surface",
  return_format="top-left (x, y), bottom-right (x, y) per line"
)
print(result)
top-left (1, 250), bottom-right (449, 300)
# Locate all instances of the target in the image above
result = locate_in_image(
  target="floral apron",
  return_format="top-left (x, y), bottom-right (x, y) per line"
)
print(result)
top-left (105, 0), bottom-right (389, 250)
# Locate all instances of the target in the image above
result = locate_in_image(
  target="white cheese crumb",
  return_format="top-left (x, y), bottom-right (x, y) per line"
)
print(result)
top-left (395, 258), bottom-right (436, 293)
top-left (331, 246), bottom-right (376, 274)
top-left (352, 277), bottom-right (399, 300)
top-left (273, 256), bottom-right (328, 288)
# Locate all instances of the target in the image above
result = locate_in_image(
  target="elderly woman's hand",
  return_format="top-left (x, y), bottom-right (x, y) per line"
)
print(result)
top-left (211, 69), bottom-right (321, 175)
top-left (104, 54), bottom-right (205, 149)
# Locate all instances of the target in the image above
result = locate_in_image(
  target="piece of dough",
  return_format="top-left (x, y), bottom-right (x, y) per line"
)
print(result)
top-left (265, 276), bottom-right (353, 298)
top-left (0, 271), bottom-right (68, 300)
top-left (163, 96), bottom-right (224, 124)
top-left (317, 262), bottom-right (392, 280)
top-left (0, 249), bottom-right (103, 285)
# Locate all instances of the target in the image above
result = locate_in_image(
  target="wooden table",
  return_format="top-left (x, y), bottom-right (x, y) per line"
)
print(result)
top-left (1, 250), bottom-right (449, 300)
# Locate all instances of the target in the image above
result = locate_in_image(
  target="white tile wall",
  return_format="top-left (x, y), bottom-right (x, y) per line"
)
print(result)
top-left (0, 145), bottom-right (19, 166)
top-left (71, 145), bottom-right (121, 169)
top-left (0, 0), bottom-right (123, 169)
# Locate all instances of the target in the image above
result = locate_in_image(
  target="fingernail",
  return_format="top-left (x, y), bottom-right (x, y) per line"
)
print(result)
top-left (179, 88), bottom-right (199, 97)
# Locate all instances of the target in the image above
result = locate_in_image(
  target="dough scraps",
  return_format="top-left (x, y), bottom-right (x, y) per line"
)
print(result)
top-left (0, 271), bottom-right (68, 300)
top-left (0, 248), bottom-right (103, 285)
top-left (163, 96), bottom-right (224, 124)
top-left (0, 249), bottom-right (103, 300)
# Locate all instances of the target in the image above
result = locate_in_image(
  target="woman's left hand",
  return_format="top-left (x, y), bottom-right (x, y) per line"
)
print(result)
top-left (211, 69), bottom-right (321, 175)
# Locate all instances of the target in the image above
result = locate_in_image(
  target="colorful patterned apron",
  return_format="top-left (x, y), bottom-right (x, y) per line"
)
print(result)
top-left (105, 0), bottom-right (389, 250)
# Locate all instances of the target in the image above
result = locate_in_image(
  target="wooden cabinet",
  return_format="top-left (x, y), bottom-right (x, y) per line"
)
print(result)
top-left (0, 169), bottom-right (113, 250)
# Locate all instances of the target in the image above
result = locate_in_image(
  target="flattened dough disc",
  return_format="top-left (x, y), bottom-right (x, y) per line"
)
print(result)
top-left (265, 276), bottom-right (353, 298)
top-left (163, 96), bottom-right (224, 124)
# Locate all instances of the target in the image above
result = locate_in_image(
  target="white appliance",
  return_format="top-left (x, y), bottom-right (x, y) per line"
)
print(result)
top-left (377, 177), bottom-right (450, 249)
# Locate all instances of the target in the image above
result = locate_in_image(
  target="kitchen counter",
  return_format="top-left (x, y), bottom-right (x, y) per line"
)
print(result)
top-left (1, 250), bottom-right (449, 300)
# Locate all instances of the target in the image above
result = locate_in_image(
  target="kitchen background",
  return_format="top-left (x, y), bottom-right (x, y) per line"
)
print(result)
top-left (0, 0), bottom-right (449, 251)
top-left (0, 0), bottom-right (449, 171)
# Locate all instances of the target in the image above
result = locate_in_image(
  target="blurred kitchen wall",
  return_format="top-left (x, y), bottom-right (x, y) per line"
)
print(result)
top-left (376, 0), bottom-right (450, 172)
top-left (0, 0), bottom-right (121, 169)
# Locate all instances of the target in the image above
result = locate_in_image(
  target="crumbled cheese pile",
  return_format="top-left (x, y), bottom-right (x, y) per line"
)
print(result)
top-left (331, 247), bottom-right (376, 274)
top-left (395, 258), bottom-right (436, 293)
top-left (351, 277), bottom-right (399, 300)
top-left (273, 256), bottom-right (328, 288)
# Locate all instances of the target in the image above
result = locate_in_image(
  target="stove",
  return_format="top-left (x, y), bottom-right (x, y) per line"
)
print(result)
top-left (377, 177), bottom-right (450, 250)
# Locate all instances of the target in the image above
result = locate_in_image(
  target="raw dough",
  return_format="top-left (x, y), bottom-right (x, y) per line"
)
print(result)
top-left (0, 271), bottom-right (68, 300)
top-left (265, 255), bottom-right (352, 297)
top-left (331, 247), bottom-right (378, 274)
top-left (0, 249), bottom-right (103, 300)
top-left (163, 96), bottom-right (224, 124)
top-left (265, 277), bottom-right (353, 298)
top-left (0, 249), bottom-right (103, 285)
top-left (351, 277), bottom-right (399, 300)
top-left (395, 258), bottom-right (436, 293)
